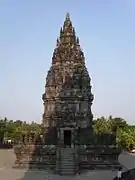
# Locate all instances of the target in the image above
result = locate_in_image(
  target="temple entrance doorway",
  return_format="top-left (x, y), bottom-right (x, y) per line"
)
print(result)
top-left (64, 130), bottom-right (71, 146)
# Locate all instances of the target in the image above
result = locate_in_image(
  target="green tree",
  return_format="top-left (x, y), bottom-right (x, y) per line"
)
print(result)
top-left (93, 116), bottom-right (111, 134)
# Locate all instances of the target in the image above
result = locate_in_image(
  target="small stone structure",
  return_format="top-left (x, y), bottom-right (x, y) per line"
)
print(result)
top-left (13, 13), bottom-right (121, 175)
top-left (13, 133), bottom-right (57, 170)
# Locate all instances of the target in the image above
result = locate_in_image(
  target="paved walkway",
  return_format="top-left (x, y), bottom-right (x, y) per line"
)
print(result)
top-left (0, 168), bottom-right (117, 180)
top-left (0, 149), bottom-right (134, 180)
top-left (118, 151), bottom-right (135, 170)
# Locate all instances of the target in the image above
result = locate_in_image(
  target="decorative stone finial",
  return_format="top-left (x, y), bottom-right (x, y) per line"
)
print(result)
top-left (76, 37), bottom-right (79, 44)
top-left (60, 27), bottom-right (63, 37)
top-left (66, 12), bottom-right (70, 20)
top-left (56, 38), bottom-right (59, 47)
top-left (72, 27), bottom-right (75, 35)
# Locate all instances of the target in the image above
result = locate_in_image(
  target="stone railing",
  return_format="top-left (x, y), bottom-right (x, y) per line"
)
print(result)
top-left (78, 145), bottom-right (122, 170)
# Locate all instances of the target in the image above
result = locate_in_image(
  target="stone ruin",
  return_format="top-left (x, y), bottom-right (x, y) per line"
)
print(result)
top-left (13, 13), bottom-right (122, 175)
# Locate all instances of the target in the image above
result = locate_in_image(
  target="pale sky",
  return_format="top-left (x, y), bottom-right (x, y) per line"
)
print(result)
top-left (0, 1), bottom-right (135, 124)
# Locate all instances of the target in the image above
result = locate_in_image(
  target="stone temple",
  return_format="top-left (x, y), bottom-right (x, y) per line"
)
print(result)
top-left (42, 12), bottom-right (94, 147)
top-left (13, 13), bottom-right (121, 175)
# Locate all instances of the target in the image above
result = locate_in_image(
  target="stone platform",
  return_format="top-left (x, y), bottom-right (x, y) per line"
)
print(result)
top-left (1, 149), bottom-right (134, 180)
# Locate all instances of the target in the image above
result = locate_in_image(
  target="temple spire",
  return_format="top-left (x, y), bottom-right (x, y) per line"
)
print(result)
top-left (59, 13), bottom-right (76, 44)
top-left (51, 13), bottom-right (85, 65)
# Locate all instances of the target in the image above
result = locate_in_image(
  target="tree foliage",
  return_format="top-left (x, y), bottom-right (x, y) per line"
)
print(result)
top-left (0, 118), bottom-right (42, 142)
top-left (93, 116), bottom-right (135, 150)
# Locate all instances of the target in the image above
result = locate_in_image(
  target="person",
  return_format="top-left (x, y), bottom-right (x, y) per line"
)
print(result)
top-left (113, 177), bottom-right (118, 180)
top-left (117, 167), bottom-right (122, 180)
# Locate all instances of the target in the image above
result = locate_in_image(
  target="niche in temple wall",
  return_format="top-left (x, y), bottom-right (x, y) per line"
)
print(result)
top-left (45, 87), bottom-right (56, 98)
top-left (82, 87), bottom-right (89, 96)
top-left (80, 102), bottom-right (88, 112)
top-left (80, 121), bottom-right (87, 128)
top-left (76, 103), bottom-right (79, 112)
top-left (45, 89), bottom-right (49, 98)
top-left (55, 61), bottom-right (60, 66)
top-left (63, 89), bottom-right (71, 96)
top-left (46, 68), bottom-right (55, 85)
top-left (86, 117), bottom-right (91, 126)
top-left (72, 88), bottom-right (79, 96)
top-left (50, 103), bottom-right (55, 112)
top-left (68, 103), bottom-right (80, 112)
top-left (51, 120), bottom-right (56, 127)
top-left (44, 119), bottom-right (49, 127)
top-left (45, 103), bottom-right (55, 113)
top-left (60, 102), bottom-right (83, 113)
top-left (55, 103), bottom-right (61, 114)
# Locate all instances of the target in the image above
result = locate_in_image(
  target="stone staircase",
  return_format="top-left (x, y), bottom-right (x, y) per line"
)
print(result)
top-left (59, 147), bottom-right (76, 175)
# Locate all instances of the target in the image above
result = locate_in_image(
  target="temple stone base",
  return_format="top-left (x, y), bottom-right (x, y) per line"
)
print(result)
top-left (13, 144), bottom-right (122, 175)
